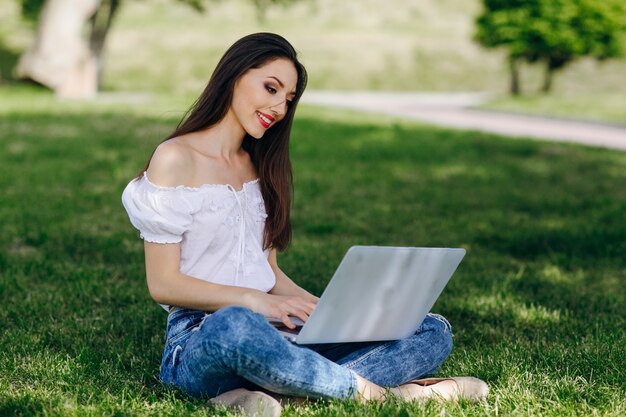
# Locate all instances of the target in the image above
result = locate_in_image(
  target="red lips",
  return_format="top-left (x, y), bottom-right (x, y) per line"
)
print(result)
top-left (256, 111), bottom-right (275, 129)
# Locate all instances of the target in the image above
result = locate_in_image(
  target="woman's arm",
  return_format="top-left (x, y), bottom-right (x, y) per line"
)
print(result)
top-left (268, 249), bottom-right (319, 304)
top-left (144, 241), bottom-right (255, 310)
top-left (144, 242), bottom-right (316, 328)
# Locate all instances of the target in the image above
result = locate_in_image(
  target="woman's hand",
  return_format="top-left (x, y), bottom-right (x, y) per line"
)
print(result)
top-left (243, 291), bottom-right (317, 329)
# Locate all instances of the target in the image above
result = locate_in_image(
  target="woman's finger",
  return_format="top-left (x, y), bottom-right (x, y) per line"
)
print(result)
top-left (288, 306), bottom-right (310, 323)
top-left (276, 302), bottom-right (307, 324)
top-left (287, 298), bottom-right (316, 315)
top-left (305, 301), bottom-right (317, 314)
top-left (281, 314), bottom-right (295, 329)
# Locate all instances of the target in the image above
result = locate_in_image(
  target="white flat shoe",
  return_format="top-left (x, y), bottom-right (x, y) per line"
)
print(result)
top-left (209, 388), bottom-right (282, 417)
top-left (401, 376), bottom-right (489, 402)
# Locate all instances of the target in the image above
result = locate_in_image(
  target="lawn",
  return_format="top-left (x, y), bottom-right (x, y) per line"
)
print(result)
top-left (0, 85), bottom-right (625, 416)
top-left (478, 93), bottom-right (626, 125)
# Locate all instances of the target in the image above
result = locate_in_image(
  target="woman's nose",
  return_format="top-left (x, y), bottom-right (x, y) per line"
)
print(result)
top-left (270, 100), bottom-right (287, 117)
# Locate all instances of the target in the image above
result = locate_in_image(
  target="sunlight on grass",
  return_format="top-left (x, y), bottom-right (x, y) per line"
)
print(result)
top-left (536, 217), bottom-right (568, 231)
top-left (472, 294), bottom-right (564, 325)
top-left (539, 265), bottom-right (583, 285)
top-left (6, 140), bottom-right (28, 155)
top-left (430, 163), bottom-right (492, 180)
top-left (347, 129), bottom-right (398, 148)
top-left (7, 238), bottom-right (42, 261)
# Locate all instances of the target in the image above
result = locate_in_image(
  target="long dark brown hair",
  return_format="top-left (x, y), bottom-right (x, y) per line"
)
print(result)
top-left (137, 33), bottom-right (307, 251)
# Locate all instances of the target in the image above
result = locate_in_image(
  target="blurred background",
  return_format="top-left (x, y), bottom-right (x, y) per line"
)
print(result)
top-left (1, 0), bottom-right (625, 123)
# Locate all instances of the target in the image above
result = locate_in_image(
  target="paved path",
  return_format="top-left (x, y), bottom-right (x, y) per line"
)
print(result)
top-left (302, 91), bottom-right (626, 151)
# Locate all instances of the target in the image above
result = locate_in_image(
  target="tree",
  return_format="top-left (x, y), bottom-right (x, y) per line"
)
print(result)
top-left (475, 0), bottom-right (626, 95)
top-left (15, 0), bottom-right (102, 98)
top-left (14, 0), bottom-right (301, 98)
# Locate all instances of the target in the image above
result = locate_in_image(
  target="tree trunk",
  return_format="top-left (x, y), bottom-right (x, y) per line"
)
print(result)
top-left (89, 0), bottom-right (120, 89)
top-left (541, 60), bottom-right (554, 93)
top-left (15, 0), bottom-right (101, 98)
top-left (509, 55), bottom-right (521, 96)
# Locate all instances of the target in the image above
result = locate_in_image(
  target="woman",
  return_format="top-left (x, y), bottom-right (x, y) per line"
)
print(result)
top-left (122, 33), bottom-right (487, 416)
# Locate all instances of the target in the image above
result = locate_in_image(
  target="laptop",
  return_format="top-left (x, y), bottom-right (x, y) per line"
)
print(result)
top-left (269, 246), bottom-right (465, 344)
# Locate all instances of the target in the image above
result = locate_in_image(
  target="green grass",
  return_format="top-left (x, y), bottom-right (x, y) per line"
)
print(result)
top-left (479, 92), bottom-right (626, 125)
top-left (1, 84), bottom-right (625, 416)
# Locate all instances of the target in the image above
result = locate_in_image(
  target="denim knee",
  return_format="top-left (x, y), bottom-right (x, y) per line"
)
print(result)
top-left (203, 305), bottom-right (269, 346)
top-left (213, 305), bottom-right (259, 320)
top-left (423, 313), bottom-right (453, 360)
top-left (426, 313), bottom-right (453, 334)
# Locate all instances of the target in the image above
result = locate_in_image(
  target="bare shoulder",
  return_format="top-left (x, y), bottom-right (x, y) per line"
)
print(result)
top-left (146, 139), bottom-right (194, 187)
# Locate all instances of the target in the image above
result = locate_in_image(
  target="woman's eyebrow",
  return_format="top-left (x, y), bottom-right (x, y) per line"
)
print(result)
top-left (268, 76), bottom-right (284, 87)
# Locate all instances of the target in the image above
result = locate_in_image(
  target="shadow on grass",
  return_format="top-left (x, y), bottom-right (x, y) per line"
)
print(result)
top-left (0, 104), bottom-right (625, 411)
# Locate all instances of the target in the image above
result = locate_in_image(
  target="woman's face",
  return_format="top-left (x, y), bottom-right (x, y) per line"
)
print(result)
top-left (230, 58), bottom-right (298, 139)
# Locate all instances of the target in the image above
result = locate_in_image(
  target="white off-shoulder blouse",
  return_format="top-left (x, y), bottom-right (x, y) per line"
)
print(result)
top-left (121, 172), bottom-right (276, 310)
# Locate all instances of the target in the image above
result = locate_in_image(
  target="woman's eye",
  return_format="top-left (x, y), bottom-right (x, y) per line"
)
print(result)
top-left (265, 84), bottom-right (276, 94)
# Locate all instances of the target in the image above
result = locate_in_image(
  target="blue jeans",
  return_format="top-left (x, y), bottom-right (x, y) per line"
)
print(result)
top-left (160, 306), bottom-right (452, 399)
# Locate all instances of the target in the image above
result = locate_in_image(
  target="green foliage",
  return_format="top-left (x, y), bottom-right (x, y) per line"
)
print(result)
top-left (19, 0), bottom-right (44, 21)
top-left (476, 0), bottom-right (626, 92)
top-left (176, 0), bottom-right (206, 12)
top-left (477, 0), bottom-right (626, 62)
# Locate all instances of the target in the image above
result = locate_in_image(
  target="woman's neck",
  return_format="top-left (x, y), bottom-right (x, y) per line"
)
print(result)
top-left (195, 110), bottom-right (246, 160)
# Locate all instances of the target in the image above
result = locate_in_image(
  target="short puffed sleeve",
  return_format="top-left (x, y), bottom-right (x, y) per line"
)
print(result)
top-left (121, 174), bottom-right (201, 244)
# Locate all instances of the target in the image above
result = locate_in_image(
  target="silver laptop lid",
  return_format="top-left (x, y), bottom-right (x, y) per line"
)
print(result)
top-left (295, 246), bottom-right (465, 344)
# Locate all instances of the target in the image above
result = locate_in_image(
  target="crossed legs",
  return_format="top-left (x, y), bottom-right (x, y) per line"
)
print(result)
top-left (160, 306), bottom-right (454, 401)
